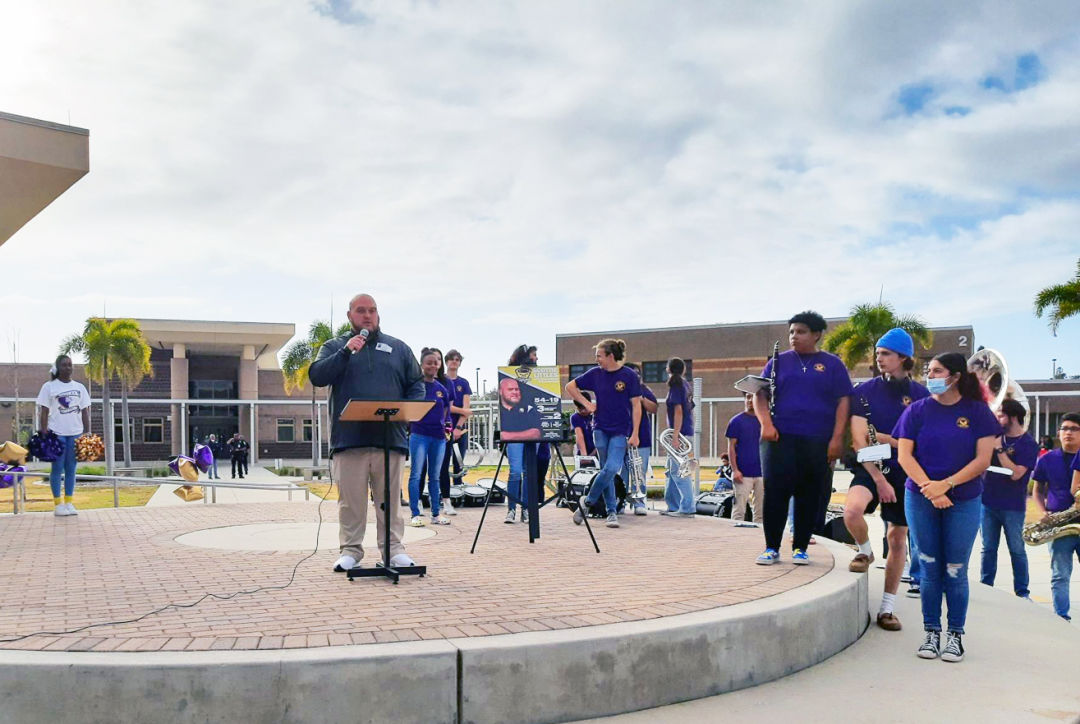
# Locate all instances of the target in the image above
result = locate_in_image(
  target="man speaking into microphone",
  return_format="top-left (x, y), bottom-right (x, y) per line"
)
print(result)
top-left (310, 293), bottom-right (425, 572)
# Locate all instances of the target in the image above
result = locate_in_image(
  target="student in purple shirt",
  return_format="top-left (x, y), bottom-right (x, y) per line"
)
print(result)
top-left (896, 352), bottom-right (997, 663)
top-left (566, 338), bottom-right (642, 529)
top-left (726, 394), bottom-right (763, 523)
top-left (407, 349), bottom-right (452, 528)
top-left (623, 363), bottom-right (657, 516)
top-left (1031, 413), bottom-right (1080, 620)
top-left (662, 358), bottom-right (696, 517)
top-left (438, 349), bottom-right (472, 515)
top-left (979, 398), bottom-right (1038, 599)
top-left (843, 328), bottom-right (929, 632)
top-left (571, 392), bottom-right (597, 457)
top-left (753, 311), bottom-right (853, 566)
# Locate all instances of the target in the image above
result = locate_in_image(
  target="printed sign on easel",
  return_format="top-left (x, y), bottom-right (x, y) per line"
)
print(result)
top-left (497, 365), bottom-right (563, 442)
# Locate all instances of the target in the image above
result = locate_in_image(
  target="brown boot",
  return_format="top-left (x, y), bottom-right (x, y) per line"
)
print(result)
top-left (876, 612), bottom-right (902, 631)
top-left (849, 552), bottom-right (874, 573)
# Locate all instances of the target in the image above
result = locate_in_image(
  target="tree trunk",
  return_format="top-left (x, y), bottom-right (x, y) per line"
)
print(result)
top-left (121, 379), bottom-right (132, 467)
top-left (103, 365), bottom-right (115, 476)
top-left (311, 390), bottom-right (318, 467)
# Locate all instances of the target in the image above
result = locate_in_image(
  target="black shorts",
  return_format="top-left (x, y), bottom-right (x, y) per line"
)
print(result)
top-left (849, 465), bottom-right (908, 527)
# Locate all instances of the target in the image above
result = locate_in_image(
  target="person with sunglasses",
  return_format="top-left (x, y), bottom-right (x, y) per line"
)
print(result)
top-left (1031, 413), bottom-right (1080, 620)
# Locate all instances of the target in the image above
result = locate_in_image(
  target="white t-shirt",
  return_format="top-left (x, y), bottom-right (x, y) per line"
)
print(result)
top-left (36, 379), bottom-right (91, 436)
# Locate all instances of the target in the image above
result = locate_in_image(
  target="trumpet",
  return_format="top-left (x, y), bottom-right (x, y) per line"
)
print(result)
top-left (626, 445), bottom-right (647, 501)
top-left (659, 428), bottom-right (695, 478)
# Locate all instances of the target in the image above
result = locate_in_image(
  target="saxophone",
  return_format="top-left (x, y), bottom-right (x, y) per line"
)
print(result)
top-left (863, 399), bottom-right (890, 476)
top-left (1023, 492), bottom-right (1080, 546)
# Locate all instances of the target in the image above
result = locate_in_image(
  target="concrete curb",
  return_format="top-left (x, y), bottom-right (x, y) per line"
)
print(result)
top-left (0, 540), bottom-right (866, 724)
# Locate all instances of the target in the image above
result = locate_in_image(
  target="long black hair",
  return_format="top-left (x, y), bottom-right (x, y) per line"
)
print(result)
top-left (508, 344), bottom-right (537, 366)
top-left (932, 352), bottom-right (985, 402)
top-left (50, 354), bottom-right (70, 381)
top-left (667, 357), bottom-right (686, 389)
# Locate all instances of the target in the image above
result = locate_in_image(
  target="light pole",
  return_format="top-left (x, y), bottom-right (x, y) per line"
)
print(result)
top-left (475, 367), bottom-right (480, 395)
top-left (1052, 358), bottom-right (1057, 379)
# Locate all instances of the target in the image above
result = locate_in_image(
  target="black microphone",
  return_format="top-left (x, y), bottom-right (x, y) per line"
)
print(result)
top-left (350, 328), bottom-right (369, 354)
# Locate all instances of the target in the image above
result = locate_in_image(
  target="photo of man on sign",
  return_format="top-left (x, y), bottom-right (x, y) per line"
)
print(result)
top-left (498, 377), bottom-right (541, 441)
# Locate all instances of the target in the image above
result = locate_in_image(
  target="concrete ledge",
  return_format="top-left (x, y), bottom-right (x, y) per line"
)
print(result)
top-left (0, 640), bottom-right (459, 724)
top-left (458, 537), bottom-right (867, 724)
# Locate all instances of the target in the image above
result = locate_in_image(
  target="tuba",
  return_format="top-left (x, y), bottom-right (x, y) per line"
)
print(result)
top-left (659, 428), bottom-right (695, 478)
top-left (967, 348), bottom-right (1030, 431)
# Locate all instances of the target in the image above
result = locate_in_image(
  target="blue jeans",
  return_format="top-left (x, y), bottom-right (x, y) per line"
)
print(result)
top-left (1049, 535), bottom-right (1080, 620)
top-left (588, 429), bottom-right (625, 515)
top-left (979, 506), bottom-right (1030, 597)
top-left (905, 493), bottom-right (981, 633)
top-left (506, 442), bottom-right (528, 512)
top-left (908, 529), bottom-right (921, 585)
top-left (210, 456), bottom-right (219, 479)
top-left (49, 434), bottom-right (78, 499)
top-left (408, 433), bottom-right (444, 517)
top-left (621, 446), bottom-right (651, 510)
top-left (664, 458), bottom-right (695, 514)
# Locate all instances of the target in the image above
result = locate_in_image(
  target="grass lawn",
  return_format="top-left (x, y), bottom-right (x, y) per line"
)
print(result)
top-left (1, 482), bottom-right (158, 514)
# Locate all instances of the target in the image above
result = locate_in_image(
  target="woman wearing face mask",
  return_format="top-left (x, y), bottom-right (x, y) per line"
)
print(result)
top-left (406, 349), bottom-right (453, 527)
top-left (895, 352), bottom-right (997, 663)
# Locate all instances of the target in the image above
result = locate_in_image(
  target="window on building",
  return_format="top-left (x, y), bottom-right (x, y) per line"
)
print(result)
top-left (643, 359), bottom-right (693, 384)
top-left (113, 417), bottom-right (134, 443)
top-left (568, 364), bottom-right (596, 380)
top-left (302, 418), bottom-right (313, 443)
top-left (277, 418), bottom-right (295, 443)
top-left (142, 417), bottom-right (164, 443)
top-left (190, 380), bottom-right (238, 417)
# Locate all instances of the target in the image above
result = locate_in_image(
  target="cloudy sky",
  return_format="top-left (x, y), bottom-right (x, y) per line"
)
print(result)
top-left (2, 0), bottom-right (1079, 388)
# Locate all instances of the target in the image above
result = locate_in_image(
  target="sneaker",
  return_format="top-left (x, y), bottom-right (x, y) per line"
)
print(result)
top-left (792, 549), bottom-right (810, 565)
top-left (573, 505), bottom-right (585, 525)
top-left (917, 630), bottom-right (941, 659)
top-left (848, 553), bottom-right (874, 573)
top-left (54, 504), bottom-right (71, 517)
top-left (901, 560), bottom-right (911, 582)
top-left (756, 548), bottom-right (780, 565)
top-left (65, 503), bottom-right (78, 515)
top-left (444, 504), bottom-right (458, 516)
top-left (660, 510), bottom-right (680, 516)
top-left (940, 632), bottom-right (964, 663)
top-left (333, 554), bottom-right (358, 572)
top-left (605, 513), bottom-right (619, 528)
top-left (521, 509), bottom-right (529, 523)
top-left (906, 583), bottom-right (921, 598)
top-left (409, 516), bottom-right (426, 527)
top-left (431, 515), bottom-right (451, 525)
top-left (389, 553), bottom-right (416, 568)
top-left (876, 612), bottom-right (902, 631)
top-left (505, 509), bottom-right (517, 524)
top-left (633, 505), bottom-right (647, 516)
top-left (676, 511), bottom-right (696, 518)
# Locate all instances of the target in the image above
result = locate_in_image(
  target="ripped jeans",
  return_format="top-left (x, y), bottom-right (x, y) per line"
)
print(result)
top-left (905, 493), bottom-right (981, 634)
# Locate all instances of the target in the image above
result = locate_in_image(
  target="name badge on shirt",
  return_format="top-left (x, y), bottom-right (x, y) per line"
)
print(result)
top-left (375, 342), bottom-right (393, 353)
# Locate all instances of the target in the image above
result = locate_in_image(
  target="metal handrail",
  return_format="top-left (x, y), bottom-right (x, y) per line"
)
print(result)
top-left (4, 469), bottom-right (311, 514)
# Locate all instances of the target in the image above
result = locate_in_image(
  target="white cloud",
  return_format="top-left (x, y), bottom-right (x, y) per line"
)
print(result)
top-left (1, 0), bottom-right (1079, 379)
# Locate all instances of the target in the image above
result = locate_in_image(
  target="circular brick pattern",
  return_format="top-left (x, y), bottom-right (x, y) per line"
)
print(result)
top-left (0, 503), bottom-right (832, 652)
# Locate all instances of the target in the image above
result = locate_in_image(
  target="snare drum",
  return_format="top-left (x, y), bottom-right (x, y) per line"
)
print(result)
top-left (463, 485), bottom-right (486, 507)
top-left (475, 477), bottom-right (505, 503)
top-left (448, 484), bottom-right (465, 505)
top-left (564, 470), bottom-right (626, 517)
top-left (694, 491), bottom-right (732, 517)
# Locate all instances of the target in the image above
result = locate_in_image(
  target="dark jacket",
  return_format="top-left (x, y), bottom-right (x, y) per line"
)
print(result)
top-left (309, 328), bottom-right (424, 454)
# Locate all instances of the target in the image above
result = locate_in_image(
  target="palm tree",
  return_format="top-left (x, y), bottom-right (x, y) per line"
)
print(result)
top-left (60, 318), bottom-right (152, 474)
top-left (823, 302), bottom-right (933, 375)
top-left (280, 320), bottom-right (350, 466)
top-left (1034, 258), bottom-right (1080, 336)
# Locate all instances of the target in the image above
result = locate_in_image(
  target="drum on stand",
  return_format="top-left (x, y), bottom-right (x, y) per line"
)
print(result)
top-left (476, 478), bottom-right (506, 504)
top-left (563, 470), bottom-right (626, 517)
top-left (448, 484), bottom-right (465, 507)
top-left (462, 485), bottom-right (486, 507)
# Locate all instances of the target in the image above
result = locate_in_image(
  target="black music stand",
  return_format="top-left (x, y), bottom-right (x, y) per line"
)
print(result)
top-left (339, 399), bottom-right (434, 584)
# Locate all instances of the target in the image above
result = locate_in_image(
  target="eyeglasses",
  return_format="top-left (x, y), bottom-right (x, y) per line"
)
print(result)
top-left (1060, 426), bottom-right (1080, 433)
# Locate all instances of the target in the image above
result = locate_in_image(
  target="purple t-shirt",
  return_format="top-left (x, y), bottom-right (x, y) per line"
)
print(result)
top-left (852, 376), bottom-right (930, 464)
top-left (445, 376), bottom-right (472, 426)
top-left (894, 396), bottom-right (999, 502)
top-left (1032, 449), bottom-right (1078, 513)
top-left (762, 350), bottom-right (853, 438)
top-left (638, 386), bottom-right (657, 448)
top-left (574, 366), bottom-right (642, 436)
top-left (570, 412), bottom-right (596, 455)
top-left (410, 380), bottom-right (451, 439)
top-left (725, 412), bottom-right (762, 478)
top-left (665, 380), bottom-right (694, 436)
top-left (983, 432), bottom-right (1040, 512)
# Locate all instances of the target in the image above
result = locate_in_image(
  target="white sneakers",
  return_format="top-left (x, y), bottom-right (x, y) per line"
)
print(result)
top-left (409, 516), bottom-right (426, 527)
top-left (431, 515), bottom-right (451, 525)
top-left (53, 503), bottom-right (78, 517)
top-left (389, 553), bottom-right (416, 567)
top-left (333, 554), bottom-right (358, 572)
top-left (443, 504), bottom-right (458, 516)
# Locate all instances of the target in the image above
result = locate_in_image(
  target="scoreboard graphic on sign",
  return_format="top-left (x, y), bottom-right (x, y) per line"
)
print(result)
top-left (496, 365), bottom-right (564, 443)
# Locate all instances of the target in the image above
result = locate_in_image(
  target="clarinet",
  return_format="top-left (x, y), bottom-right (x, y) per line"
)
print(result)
top-left (863, 398), bottom-right (890, 475)
top-left (768, 341), bottom-right (779, 415)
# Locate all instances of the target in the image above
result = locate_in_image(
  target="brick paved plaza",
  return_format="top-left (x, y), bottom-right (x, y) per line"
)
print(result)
top-left (0, 502), bottom-right (830, 652)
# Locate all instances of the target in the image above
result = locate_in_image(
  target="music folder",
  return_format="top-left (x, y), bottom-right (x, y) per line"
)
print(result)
top-left (856, 444), bottom-right (892, 463)
top-left (733, 375), bottom-right (770, 395)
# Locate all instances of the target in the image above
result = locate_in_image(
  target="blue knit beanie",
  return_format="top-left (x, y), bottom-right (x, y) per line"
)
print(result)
top-left (876, 328), bottom-right (914, 358)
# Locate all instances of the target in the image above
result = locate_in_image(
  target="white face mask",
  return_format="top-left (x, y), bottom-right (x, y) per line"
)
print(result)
top-left (926, 377), bottom-right (952, 395)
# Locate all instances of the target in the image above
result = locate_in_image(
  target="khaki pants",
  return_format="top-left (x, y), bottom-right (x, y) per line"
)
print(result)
top-left (733, 476), bottom-right (764, 523)
top-left (331, 448), bottom-right (406, 563)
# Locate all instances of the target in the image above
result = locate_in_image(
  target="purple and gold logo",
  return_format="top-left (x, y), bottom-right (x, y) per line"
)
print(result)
top-left (902, 395), bottom-right (912, 406)
top-left (956, 417), bottom-right (970, 429)
top-left (813, 363), bottom-right (826, 373)
top-left (615, 381), bottom-right (626, 392)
